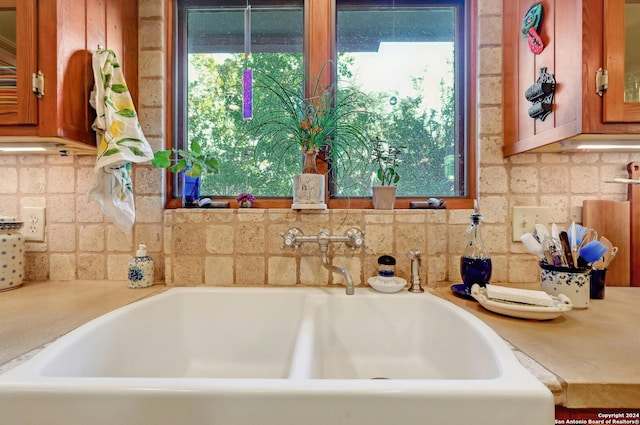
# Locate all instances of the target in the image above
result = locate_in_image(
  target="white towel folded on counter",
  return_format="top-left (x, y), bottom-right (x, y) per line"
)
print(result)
top-left (486, 285), bottom-right (556, 307)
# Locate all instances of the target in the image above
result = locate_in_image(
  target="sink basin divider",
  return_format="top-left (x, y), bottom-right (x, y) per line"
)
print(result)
top-left (287, 297), bottom-right (321, 380)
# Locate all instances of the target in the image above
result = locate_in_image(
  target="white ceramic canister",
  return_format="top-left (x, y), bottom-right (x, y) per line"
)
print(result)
top-left (127, 243), bottom-right (154, 288)
top-left (0, 217), bottom-right (25, 291)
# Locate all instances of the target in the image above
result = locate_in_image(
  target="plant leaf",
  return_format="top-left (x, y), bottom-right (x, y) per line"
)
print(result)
top-left (190, 139), bottom-right (202, 155)
top-left (151, 150), bottom-right (172, 168)
top-left (170, 159), bottom-right (188, 174)
top-left (186, 163), bottom-right (203, 177)
top-left (204, 157), bottom-right (219, 173)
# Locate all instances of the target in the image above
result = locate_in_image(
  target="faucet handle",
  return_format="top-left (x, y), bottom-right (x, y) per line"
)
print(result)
top-left (281, 227), bottom-right (303, 249)
top-left (344, 228), bottom-right (366, 250)
top-left (407, 249), bottom-right (421, 261)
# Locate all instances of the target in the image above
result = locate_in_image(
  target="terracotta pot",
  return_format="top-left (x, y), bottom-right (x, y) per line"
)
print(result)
top-left (372, 186), bottom-right (397, 210)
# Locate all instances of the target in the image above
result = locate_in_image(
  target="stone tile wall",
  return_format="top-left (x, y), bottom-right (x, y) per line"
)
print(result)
top-left (163, 209), bottom-right (444, 287)
top-left (0, 0), bottom-right (637, 288)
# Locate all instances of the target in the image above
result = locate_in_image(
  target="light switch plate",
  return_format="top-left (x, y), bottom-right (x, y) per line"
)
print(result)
top-left (512, 206), bottom-right (551, 242)
top-left (22, 207), bottom-right (46, 242)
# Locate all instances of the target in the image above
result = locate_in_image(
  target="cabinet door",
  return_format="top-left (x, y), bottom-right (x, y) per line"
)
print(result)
top-left (603, 0), bottom-right (640, 122)
top-left (503, 0), bottom-right (584, 156)
top-left (0, 0), bottom-right (37, 125)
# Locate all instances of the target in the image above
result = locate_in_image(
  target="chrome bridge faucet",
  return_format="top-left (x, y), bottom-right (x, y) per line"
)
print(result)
top-left (281, 227), bottom-right (366, 295)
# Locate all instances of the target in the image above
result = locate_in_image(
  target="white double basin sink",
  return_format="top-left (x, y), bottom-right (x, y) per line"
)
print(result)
top-left (0, 287), bottom-right (553, 425)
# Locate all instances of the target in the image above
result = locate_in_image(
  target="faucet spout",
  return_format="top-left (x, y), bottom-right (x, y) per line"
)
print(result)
top-left (319, 242), bottom-right (354, 295)
top-left (280, 227), bottom-right (364, 295)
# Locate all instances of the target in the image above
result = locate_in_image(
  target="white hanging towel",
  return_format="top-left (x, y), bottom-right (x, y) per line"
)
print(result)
top-left (89, 49), bottom-right (154, 233)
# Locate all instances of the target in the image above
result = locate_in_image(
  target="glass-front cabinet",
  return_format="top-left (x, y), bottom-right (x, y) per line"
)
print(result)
top-left (603, 0), bottom-right (640, 122)
top-left (0, 0), bottom-right (37, 126)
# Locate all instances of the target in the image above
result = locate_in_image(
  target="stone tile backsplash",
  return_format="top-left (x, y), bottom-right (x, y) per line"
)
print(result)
top-left (0, 0), bottom-right (637, 288)
top-left (163, 209), bottom-right (442, 287)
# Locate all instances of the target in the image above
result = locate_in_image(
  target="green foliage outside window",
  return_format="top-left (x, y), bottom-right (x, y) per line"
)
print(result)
top-left (189, 51), bottom-right (457, 198)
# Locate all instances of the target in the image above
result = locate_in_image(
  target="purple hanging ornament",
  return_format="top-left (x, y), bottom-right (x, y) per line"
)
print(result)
top-left (243, 69), bottom-right (253, 119)
top-left (242, 4), bottom-right (253, 119)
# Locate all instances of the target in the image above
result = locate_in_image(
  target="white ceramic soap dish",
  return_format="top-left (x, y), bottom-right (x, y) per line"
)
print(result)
top-left (367, 276), bottom-right (407, 293)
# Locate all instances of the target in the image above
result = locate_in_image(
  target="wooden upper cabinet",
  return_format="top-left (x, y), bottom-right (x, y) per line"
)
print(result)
top-left (602, 0), bottom-right (640, 122)
top-left (0, 0), bottom-right (138, 152)
top-left (503, 0), bottom-right (640, 156)
top-left (0, 0), bottom-right (37, 126)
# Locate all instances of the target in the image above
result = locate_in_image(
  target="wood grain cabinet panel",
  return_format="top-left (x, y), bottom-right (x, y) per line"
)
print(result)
top-left (0, 0), bottom-right (138, 152)
top-left (0, 0), bottom-right (37, 126)
top-left (503, 0), bottom-right (640, 156)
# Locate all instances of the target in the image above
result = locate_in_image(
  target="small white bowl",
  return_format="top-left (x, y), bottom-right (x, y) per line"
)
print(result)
top-left (367, 276), bottom-right (407, 293)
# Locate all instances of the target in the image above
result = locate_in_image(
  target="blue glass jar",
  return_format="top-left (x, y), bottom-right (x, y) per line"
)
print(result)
top-left (182, 170), bottom-right (200, 208)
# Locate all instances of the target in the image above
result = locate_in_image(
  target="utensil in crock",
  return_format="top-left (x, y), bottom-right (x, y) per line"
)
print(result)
top-left (520, 232), bottom-right (545, 260)
top-left (578, 240), bottom-right (609, 264)
top-left (603, 246), bottom-right (619, 269)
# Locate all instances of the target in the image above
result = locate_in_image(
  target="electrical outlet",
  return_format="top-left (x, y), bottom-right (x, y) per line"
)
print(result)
top-left (512, 206), bottom-right (551, 242)
top-left (22, 207), bottom-right (46, 242)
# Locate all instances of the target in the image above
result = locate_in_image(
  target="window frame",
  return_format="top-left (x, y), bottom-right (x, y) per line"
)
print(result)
top-left (165, 0), bottom-right (477, 209)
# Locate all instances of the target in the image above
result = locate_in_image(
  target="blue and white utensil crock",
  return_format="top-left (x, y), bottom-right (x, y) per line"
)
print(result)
top-left (539, 262), bottom-right (590, 309)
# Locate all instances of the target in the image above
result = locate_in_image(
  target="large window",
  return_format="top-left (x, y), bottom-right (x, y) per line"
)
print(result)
top-left (172, 0), bottom-right (475, 208)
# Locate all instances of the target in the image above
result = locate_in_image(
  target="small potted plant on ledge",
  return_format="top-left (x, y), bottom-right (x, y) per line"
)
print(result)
top-left (151, 139), bottom-right (219, 207)
top-left (371, 140), bottom-right (404, 210)
top-left (236, 192), bottom-right (256, 208)
top-left (248, 64), bottom-right (371, 210)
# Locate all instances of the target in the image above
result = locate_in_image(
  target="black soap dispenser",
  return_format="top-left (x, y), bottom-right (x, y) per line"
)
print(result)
top-left (377, 255), bottom-right (396, 278)
top-left (460, 202), bottom-right (492, 289)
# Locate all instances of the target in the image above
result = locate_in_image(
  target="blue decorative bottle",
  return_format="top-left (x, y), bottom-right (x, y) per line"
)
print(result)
top-left (460, 210), bottom-right (492, 290)
top-left (128, 243), bottom-right (154, 288)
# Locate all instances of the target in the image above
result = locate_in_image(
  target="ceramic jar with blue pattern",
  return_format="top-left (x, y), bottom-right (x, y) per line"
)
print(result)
top-left (539, 262), bottom-right (591, 309)
top-left (0, 217), bottom-right (25, 292)
top-left (128, 243), bottom-right (154, 288)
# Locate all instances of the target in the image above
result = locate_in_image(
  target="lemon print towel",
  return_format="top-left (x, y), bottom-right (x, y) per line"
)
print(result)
top-left (89, 49), bottom-right (153, 233)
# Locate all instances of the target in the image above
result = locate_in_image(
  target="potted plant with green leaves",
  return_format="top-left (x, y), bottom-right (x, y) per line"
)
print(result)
top-left (248, 64), bottom-right (371, 209)
top-left (151, 139), bottom-right (219, 207)
top-left (371, 140), bottom-right (404, 210)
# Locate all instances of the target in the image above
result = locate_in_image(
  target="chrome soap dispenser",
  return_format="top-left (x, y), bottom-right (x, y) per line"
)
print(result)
top-left (460, 203), bottom-right (492, 289)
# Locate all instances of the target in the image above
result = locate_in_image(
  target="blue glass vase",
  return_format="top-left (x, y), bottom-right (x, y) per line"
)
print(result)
top-left (182, 170), bottom-right (200, 208)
